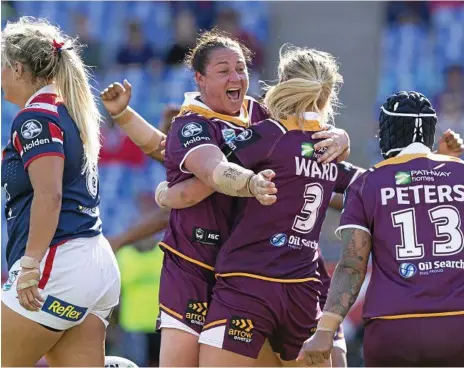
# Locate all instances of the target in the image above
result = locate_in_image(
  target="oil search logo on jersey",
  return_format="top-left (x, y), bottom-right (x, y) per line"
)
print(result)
top-left (42, 295), bottom-right (87, 322)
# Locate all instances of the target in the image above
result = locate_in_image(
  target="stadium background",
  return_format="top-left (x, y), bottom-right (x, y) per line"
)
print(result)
top-left (1, 1), bottom-right (463, 366)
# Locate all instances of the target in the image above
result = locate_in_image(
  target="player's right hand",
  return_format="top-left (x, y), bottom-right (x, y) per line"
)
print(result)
top-left (100, 79), bottom-right (132, 117)
top-left (249, 169), bottom-right (277, 206)
top-left (155, 181), bottom-right (169, 208)
top-left (297, 330), bottom-right (333, 366)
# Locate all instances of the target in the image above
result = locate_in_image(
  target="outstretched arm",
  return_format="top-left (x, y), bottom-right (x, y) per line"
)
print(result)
top-left (297, 228), bottom-right (371, 366)
top-left (156, 178), bottom-right (214, 209)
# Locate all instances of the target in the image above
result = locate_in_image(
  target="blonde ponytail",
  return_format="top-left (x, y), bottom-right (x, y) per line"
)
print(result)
top-left (264, 46), bottom-right (343, 127)
top-left (1, 16), bottom-right (101, 173)
top-left (55, 48), bottom-right (101, 173)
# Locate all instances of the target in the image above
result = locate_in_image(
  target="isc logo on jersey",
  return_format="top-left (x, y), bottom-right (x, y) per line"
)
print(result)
top-left (42, 295), bottom-right (87, 321)
top-left (181, 122), bottom-right (211, 148)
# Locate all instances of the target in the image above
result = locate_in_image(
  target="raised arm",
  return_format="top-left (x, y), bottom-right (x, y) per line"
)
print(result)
top-left (155, 178), bottom-right (214, 209)
top-left (101, 80), bottom-right (166, 162)
top-left (297, 228), bottom-right (371, 366)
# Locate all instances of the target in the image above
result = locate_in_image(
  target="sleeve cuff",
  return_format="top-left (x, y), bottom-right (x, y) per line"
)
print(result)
top-left (24, 152), bottom-right (65, 170)
top-left (335, 224), bottom-right (371, 240)
top-left (178, 144), bottom-right (221, 174)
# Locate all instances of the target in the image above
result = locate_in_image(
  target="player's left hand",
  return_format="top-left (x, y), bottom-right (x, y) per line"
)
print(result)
top-left (16, 268), bottom-right (44, 312)
top-left (297, 330), bottom-right (333, 366)
top-left (155, 181), bottom-right (170, 208)
top-left (312, 126), bottom-right (350, 164)
top-left (437, 129), bottom-right (464, 158)
top-left (250, 169), bottom-right (278, 206)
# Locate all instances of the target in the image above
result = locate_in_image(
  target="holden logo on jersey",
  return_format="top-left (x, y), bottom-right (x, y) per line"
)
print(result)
top-left (21, 120), bottom-right (43, 139)
top-left (235, 129), bottom-right (252, 141)
top-left (270, 233), bottom-right (287, 247)
top-left (399, 262), bottom-right (417, 278)
top-left (181, 122), bottom-right (203, 138)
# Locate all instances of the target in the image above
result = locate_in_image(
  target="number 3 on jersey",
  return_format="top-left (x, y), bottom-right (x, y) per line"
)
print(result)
top-left (392, 205), bottom-right (464, 260)
top-left (292, 183), bottom-right (324, 234)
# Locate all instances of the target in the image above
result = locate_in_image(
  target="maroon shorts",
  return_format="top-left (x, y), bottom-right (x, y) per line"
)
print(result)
top-left (198, 276), bottom-right (321, 361)
top-left (157, 250), bottom-right (216, 335)
top-left (363, 315), bottom-right (464, 366)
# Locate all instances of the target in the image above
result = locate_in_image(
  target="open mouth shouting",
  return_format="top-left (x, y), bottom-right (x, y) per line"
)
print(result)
top-left (226, 87), bottom-right (241, 101)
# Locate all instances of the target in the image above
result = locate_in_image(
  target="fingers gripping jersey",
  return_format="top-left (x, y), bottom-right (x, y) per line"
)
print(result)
top-left (337, 143), bottom-right (464, 319)
top-left (215, 117), bottom-right (361, 280)
top-left (1, 87), bottom-right (102, 269)
top-left (161, 94), bottom-right (268, 269)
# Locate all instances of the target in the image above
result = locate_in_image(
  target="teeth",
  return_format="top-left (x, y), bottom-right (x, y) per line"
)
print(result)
top-left (227, 88), bottom-right (240, 92)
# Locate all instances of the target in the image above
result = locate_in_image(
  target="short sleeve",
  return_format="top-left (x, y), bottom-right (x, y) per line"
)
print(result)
top-left (222, 120), bottom-right (283, 169)
top-left (167, 117), bottom-right (221, 174)
top-left (333, 161), bottom-right (365, 193)
top-left (11, 113), bottom-right (64, 169)
top-left (335, 175), bottom-right (372, 239)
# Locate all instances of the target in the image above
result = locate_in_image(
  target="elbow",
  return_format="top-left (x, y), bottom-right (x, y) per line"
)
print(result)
top-left (179, 189), bottom-right (202, 207)
top-left (34, 188), bottom-right (62, 211)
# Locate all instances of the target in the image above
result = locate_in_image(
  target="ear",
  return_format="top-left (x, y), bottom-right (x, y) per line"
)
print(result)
top-left (13, 62), bottom-right (25, 79)
top-left (195, 71), bottom-right (206, 89)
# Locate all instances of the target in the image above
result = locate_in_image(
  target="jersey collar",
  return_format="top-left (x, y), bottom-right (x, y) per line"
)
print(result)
top-left (397, 142), bottom-right (431, 156)
top-left (280, 112), bottom-right (325, 132)
top-left (25, 84), bottom-right (57, 106)
top-left (179, 92), bottom-right (249, 127)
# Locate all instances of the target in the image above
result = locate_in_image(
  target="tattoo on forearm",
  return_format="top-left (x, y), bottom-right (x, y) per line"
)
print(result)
top-left (324, 228), bottom-right (371, 318)
top-left (223, 167), bottom-right (241, 181)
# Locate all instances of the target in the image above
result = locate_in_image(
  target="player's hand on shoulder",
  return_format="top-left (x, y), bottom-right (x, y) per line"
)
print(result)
top-left (155, 181), bottom-right (170, 208)
top-left (312, 125), bottom-right (350, 164)
top-left (437, 129), bottom-right (464, 158)
top-left (100, 79), bottom-right (132, 117)
top-left (250, 169), bottom-right (277, 206)
top-left (297, 330), bottom-right (333, 366)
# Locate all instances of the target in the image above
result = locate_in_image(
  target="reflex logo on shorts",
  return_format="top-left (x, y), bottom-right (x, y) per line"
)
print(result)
top-left (270, 233), bottom-right (287, 247)
top-left (2, 270), bottom-right (20, 291)
top-left (185, 300), bottom-right (208, 326)
top-left (42, 295), bottom-right (87, 322)
top-left (399, 263), bottom-right (417, 278)
top-left (228, 316), bottom-right (254, 343)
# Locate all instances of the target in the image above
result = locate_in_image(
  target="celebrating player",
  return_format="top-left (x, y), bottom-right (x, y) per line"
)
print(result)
top-left (1, 17), bottom-right (120, 366)
top-left (157, 46), bottom-right (353, 367)
top-left (298, 91), bottom-right (464, 366)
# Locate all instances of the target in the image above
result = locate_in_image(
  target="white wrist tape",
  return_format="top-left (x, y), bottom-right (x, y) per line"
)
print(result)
top-left (20, 256), bottom-right (40, 269)
top-left (110, 107), bottom-right (129, 120)
top-left (212, 162), bottom-right (254, 197)
top-left (317, 312), bottom-right (344, 333)
top-left (155, 181), bottom-right (169, 208)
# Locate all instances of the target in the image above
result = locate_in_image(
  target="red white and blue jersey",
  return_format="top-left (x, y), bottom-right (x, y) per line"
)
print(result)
top-left (1, 85), bottom-right (102, 269)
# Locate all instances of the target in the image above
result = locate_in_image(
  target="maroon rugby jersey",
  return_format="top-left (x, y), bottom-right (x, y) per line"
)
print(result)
top-left (215, 114), bottom-right (363, 281)
top-left (161, 93), bottom-right (268, 269)
top-left (338, 143), bottom-right (464, 319)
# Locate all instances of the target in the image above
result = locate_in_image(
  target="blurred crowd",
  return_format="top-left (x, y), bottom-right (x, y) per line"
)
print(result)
top-left (1, 1), bottom-right (463, 366)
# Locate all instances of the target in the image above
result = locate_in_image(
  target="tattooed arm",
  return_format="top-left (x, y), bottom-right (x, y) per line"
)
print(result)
top-left (324, 228), bottom-right (372, 317)
top-left (297, 228), bottom-right (371, 366)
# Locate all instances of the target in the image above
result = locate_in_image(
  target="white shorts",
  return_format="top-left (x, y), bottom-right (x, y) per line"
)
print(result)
top-left (2, 234), bottom-right (121, 331)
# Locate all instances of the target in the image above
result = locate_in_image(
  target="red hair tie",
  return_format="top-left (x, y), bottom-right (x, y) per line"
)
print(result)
top-left (52, 39), bottom-right (65, 54)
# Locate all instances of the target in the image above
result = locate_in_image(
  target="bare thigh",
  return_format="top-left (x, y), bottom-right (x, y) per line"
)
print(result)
top-left (1, 302), bottom-right (63, 367)
top-left (160, 328), bottom-right (201, 367)
top-left (45, 313), bottom-right (106, 367)
top-left (199, 343), bottom-right (255, 367)
top-left (254, 339), bottom-right (282, 367)
top-left (279, 354), bottom-right (331, 368)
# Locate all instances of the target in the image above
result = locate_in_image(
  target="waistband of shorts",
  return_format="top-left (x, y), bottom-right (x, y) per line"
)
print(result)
top-left (159, 241), bottom-right (214, 271)
top-left (215, 272), bottom-right (322, 284)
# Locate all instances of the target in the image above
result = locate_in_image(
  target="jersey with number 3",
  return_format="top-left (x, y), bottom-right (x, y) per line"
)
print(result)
top-left (1, 86), bottom-right (101, 269)
top-left (214, 115), bottom-right (363, 281)
top-left (337, 144), bottom-right (464, 319)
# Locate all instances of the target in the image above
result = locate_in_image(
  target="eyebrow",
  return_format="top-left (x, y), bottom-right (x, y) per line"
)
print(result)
top-left (214, 60), bottom-right (246, 67)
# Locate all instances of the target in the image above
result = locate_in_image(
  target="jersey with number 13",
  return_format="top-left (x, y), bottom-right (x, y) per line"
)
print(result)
top-left (1, 88), bottom-right (101, 269)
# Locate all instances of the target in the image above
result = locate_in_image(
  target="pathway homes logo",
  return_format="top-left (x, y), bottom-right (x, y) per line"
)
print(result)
top-left (395, 169), bottom-right (451, 185)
